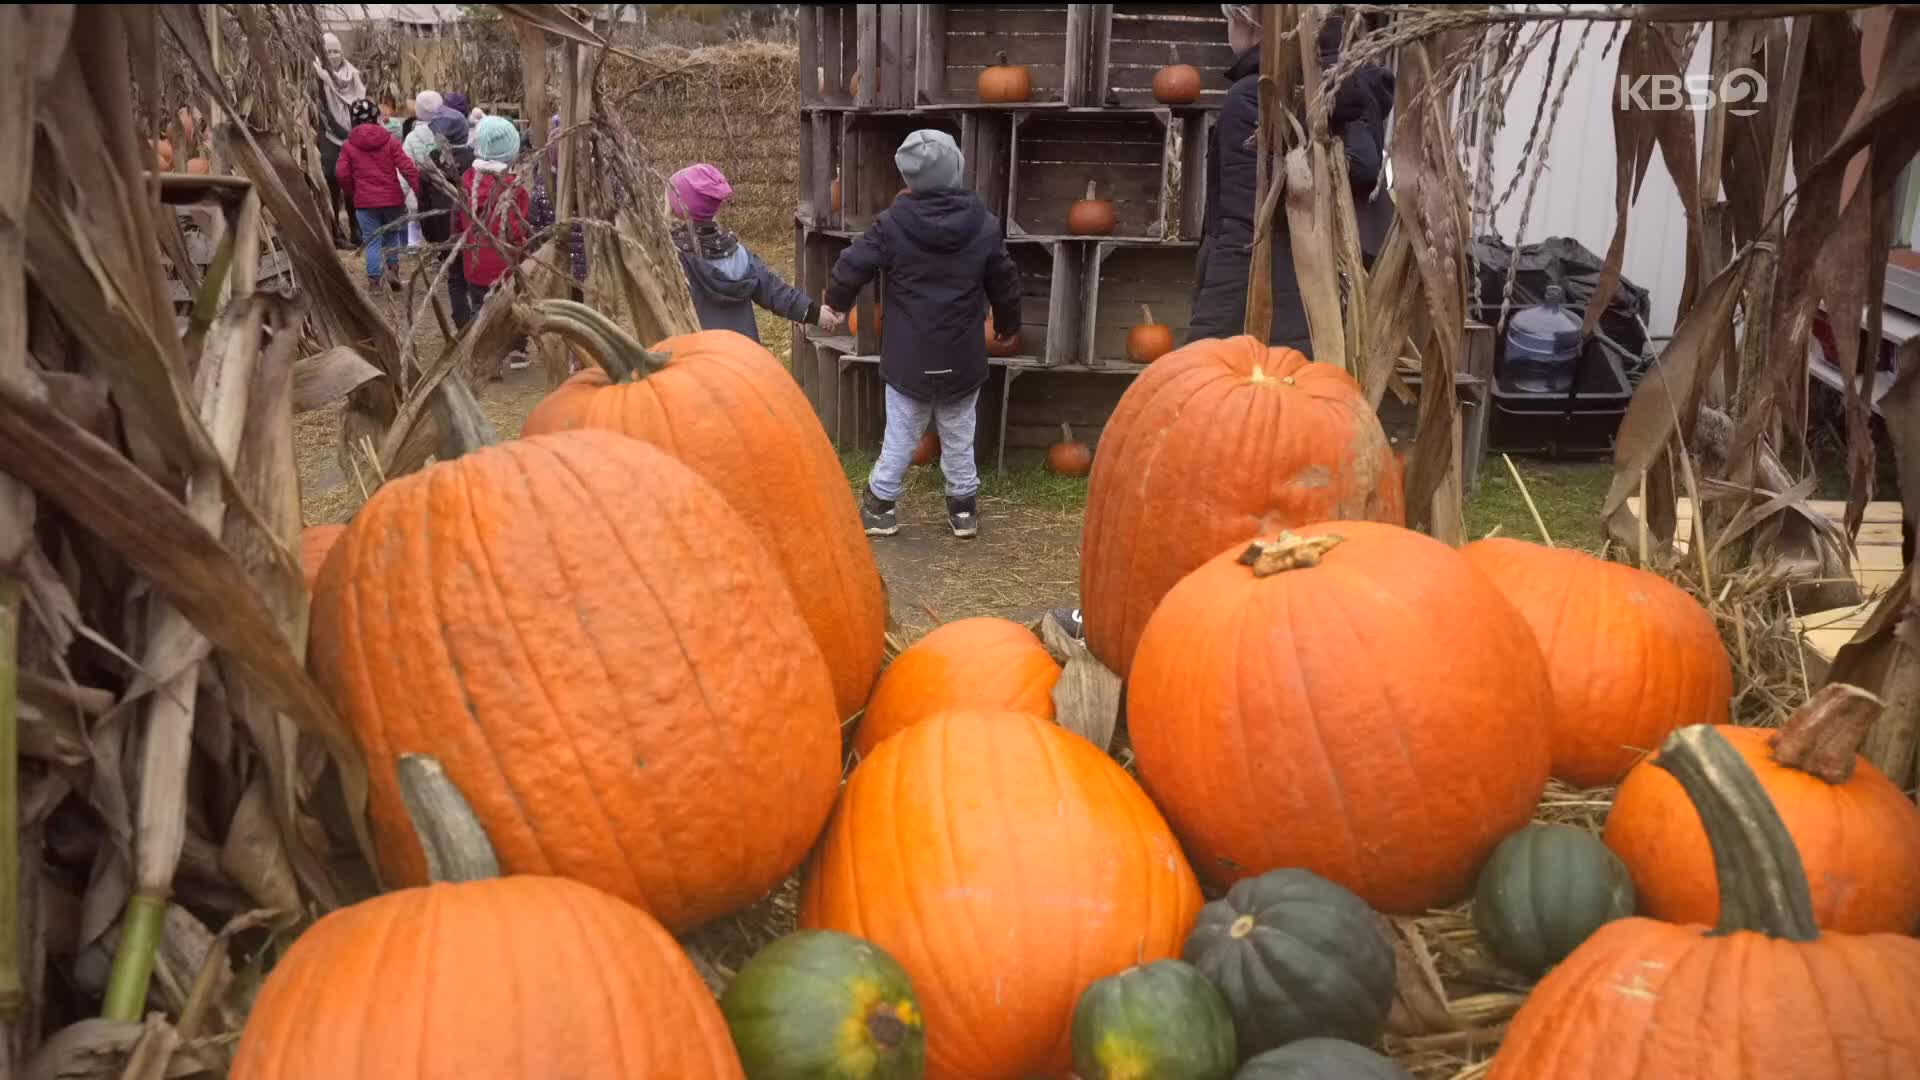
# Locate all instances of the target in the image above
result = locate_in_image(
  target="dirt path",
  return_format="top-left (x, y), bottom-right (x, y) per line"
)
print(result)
top-left (867, 496), bottom-right (1083, 637)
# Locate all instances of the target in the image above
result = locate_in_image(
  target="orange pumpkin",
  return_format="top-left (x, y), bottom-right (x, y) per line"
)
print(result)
top-left (1461, 538), bottom-right (1732, 786)
top-left (521, 304), bottom-right (887, 722)
top-left (308, 430), bottom-right (842, 933)
top-left (151, 138), bottom-right (174, 170)
top-left (1128, 526), bottom-right (1553, 912)
top-left (1126, 304), bottom-right (1175, 363)
top-left (829, 172), bottom-right (842, 214)
top-left (985, 316), bottom-right (1021, 357)
top-left (1068, 180), bottom-right (1116, 236)
top-left (1046, 423), bottom-right (1092, 477)
top-left (911, 429), bottom-right (939, 467)
top-left (1604, 684), bottom-right (1920, 934)
top-left (231, 758), bottom-right (743, 1079)
top-left (855, 618), bottom-right (1060, 756)
top-left (1152, 63), bottom-right (1203, 104)
top-left (849, 301), bottom-right (881, 339)
top-left (803, 710), bottom-right (1203, 1079)
top-left (977, 50), bottom-right (1032, 103)
top-left (1489, 724), bottom-right (1920, 1080)
top-left (186, 156), bottom-right (211, 175)
top-left (1080, 338), bottom-right (1403, 677)
top-left (300, 524), bottom-right (347, 593)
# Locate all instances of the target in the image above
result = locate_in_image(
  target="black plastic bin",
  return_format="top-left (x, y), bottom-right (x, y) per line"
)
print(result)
top-left (1487, 340), bottom-right (1632, 456)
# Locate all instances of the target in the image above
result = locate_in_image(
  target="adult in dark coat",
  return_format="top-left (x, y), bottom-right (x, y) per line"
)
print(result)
top-left (1187, 6), bottom-right (1397, 349)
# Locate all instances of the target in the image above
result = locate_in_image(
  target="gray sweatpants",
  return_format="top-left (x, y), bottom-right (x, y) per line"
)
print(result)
top-left (869, 384), bottom-right (981, 501)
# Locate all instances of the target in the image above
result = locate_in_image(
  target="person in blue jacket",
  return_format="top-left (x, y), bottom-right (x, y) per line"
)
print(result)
top-left (668, 163), bottom-right (825, 343)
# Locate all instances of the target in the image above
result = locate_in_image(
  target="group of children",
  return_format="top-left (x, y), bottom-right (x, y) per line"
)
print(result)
top-left (670, 129), bottom-right (1020, 541)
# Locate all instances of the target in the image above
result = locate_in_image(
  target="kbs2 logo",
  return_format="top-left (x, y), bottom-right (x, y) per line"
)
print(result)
top-left (1617, 68), bottom-right (1766, 116)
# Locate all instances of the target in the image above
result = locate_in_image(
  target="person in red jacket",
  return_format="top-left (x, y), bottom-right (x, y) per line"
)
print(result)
top-left (335, 98), bottom-right (419, 293)
top-left (455, 115), bottom-right (535, 372)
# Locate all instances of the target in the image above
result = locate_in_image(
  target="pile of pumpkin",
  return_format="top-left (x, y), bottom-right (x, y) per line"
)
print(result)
top-left (267, 321), bottom-right (1920, 1079)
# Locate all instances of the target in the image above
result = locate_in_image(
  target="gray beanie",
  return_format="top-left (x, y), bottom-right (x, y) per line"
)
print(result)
top-left (896, 129), bottom-right (964, 193)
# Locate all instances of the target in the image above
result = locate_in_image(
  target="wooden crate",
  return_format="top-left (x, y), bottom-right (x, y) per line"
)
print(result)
top-left (1004, 240), bottom-right (1086, 367)
top-left (960, 110), bottom-right (1014, 224)
top-left (1009, 108), bottom-right (1175, 239)
top-left (1088, 4), bottom-right (1238, 108)
top-left (840, 112), bottom-right (964, 232)
top-left (1176, 110), bottom-right (1215, 239)
top-left (799, 5), bottom-right (873, 107)
top-left (998, 366), bottom-right (1140, 466)
top-left (794, 228), bottom-right (885, 355)
top-left (797, 110), bottom-right (843, 228)
top-left (1081, 241), bottom-right (1195, 366)
top-left (915, 4), bottom-right (1094, 107)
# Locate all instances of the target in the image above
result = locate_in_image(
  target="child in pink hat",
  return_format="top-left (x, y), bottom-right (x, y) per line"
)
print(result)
top-left (668, 164), bottom-right (830, 344)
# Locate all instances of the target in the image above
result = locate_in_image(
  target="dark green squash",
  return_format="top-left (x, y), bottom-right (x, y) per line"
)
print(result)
top-left (1070, 959), bottom-right (1237, 1080)
top-left (1471, 823), bottom-right (1635, 977)
top-left (1182, 869), bottom-right (1395, 1057)
top-left (1235, 1038), bottom-right (1413, 1079)
top-left (719, 929), bottom-right (925, 1079)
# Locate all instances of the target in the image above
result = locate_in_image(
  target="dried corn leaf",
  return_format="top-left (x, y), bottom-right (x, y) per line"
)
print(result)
top-left (1039, 613), bottom-right (1121, 754)
top-left (292, 347), bottom-right (386, 414)
top-left (1284, 141), bottom-right (1347, 370)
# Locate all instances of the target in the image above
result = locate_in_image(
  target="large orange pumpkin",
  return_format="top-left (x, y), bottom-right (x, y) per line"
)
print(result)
top-left (520, 302), bottom-right (887, 721)
top-left (232, 757), bottom-right (743, 1079)
top-left (1127, 525), bottom-right (1553, 913)
top-left (855, 617), bottom-right (1060, 756)
top-left (1080, 338), bottom-right (1403, 677)
top-left (1489, 724), bottom-right (1920, 1080)
top-left (308, 430), bottom-right (842, 932)
top-left (300, 524), bottom-right (346, 593)
top-left (1462, 537), bottom-right (1732, 786)
top-left (802, 710), bottom-right (1203, 1079)
top-left (1604, 684), bottom-right (1920, 934)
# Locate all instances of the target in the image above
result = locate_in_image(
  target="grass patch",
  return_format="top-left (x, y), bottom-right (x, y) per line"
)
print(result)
top-left (1465, 456), bottom-right (1613, 550)
top-left (838, 449), bottom-right (1090, 513)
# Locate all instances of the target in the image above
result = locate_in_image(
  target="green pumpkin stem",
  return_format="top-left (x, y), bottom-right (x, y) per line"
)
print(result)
top-left (1768, 683), bottom-right (1882, 784)
top-left (518, 298), bottom-right (671, 384)
top-left (398, 754), bottom-right (500, 884)
top-left (1238, 531), bottom-right (1345, 577)
top-left (1653, 725), bottom-right (1818, 942)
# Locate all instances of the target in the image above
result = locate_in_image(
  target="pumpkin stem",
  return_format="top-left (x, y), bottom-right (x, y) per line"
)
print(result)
top-left (867, 1003), bottom-right (909, 1050)
top-left (1084, 179), bottom-right (1099, 202)
top-left (398, 753), bottom-right (501, 884)
top-left (518, 299), bottom-right (671, 384)
top-left (1653, 725), bottom-right (1819, 942)
top-left (995, 49), bottom-right (1010, 67)
top-left (1768, 683), bottom-right (1882, 784)
top-left (1237, 531), bottom-right (1344, 577)
top-left (1139, 303), bottom-right (1157, 326)
top-left (1059, 421), bottom-right (1074, 444)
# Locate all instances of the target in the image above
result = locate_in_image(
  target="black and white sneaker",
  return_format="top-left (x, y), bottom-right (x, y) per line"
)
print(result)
top-left (946, 495), bottom-right (978, 539)
top-left (862, 489), bottom-right (899, 537)
top-left (1047, 607), bottom-right (1083, 639)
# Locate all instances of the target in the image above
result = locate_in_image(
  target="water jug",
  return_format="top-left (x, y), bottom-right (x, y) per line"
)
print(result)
top-left (1500, 285), bottom-right (1584, 394)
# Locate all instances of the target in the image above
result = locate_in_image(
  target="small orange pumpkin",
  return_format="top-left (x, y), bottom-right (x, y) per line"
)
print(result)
top-left (1604, 684), bottom-right (1920, 934)
top-left (977, 50), bottom-right (1032, 103)
top-left (911, 429), bottom-right (939, 467)
top-left (1126, 304), bottom-right (1175, 363)
top-left (152, 138), bottom-right (175, 170)
top-left (1488, 724), bottom-right (1920, 1080)
top-left (849, 301), bottom-right (881, 338)
top-left (300, 524), bottom-right (347, 593)
top-left (186, 157), bottom-right (211, 175)
top-left (829, 172), bottom-right (842, 214)
top-left (1047, 423), bottom-right (1092, 478)
top-left (1068, 180), bottom-right (1116, 236)
top-left (1152, 63), bottom-right (1203, 104)
top-left (855, 618), bottom-right (1060, 756)
top-left (803, 711), bottom-right (1203, 1079)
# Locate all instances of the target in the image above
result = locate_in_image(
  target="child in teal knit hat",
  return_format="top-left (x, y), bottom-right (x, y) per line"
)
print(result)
top-left (456, 115), bottom-right (538, 373)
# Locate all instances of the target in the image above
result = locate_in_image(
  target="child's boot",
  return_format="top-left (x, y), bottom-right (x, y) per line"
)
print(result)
top-left (945, 494), bottom-right (978, 539)
top-left (862, 489), bottom-right (899, 537)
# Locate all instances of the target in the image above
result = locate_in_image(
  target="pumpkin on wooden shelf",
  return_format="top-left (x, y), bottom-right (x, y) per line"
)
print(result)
top-left (1068, 180), bottom-right (1117, 236)
top-left (308, 429), bottom-right (843, 933)
top-left (520, 301), bottom-right (887, 724)
top-left (185, 156), bottom-right (211, 175)
top-left (151, 138), bottom-right (174, 170)
top-left (910, 429), bottom-right (939, 467)
top-left (1604, 683), bottom-right (1920, 934)
top-left (854, 617), bottom-right (1060, 756)
top-left (1080, 338), bottom-right (1403, 677)
top-left (849, 300), bottom-right (882, 339)
top-left (1131, 526), bottom-right (1553, 911)
top-left (830, 171), bottom-right (842, 214)
top-left (300, 524), bottom-right (346, 593)
top-left (1070, 960), bottom-right (1237, 1080)
top-left (1461, 537), bottom-right (1732, 786)
top-left (1236, 1040), bottom-right (1413, 1080)
top-left (1488, 724), bottom-right (1920, 1080)
top-left (977, 50), bottom-right (1032, 103)
top-left (802, 710), bottom-right (1203, 1079)
top-left (231, 756), bottom-right (744, 1079)
top-left (985, 316), bottom-right (1021, 357)
top-left (1183, 868), bottom-right (1395, 1056)
top-left (1472, 824), bottom-right (1635, 978)
top-left (720, 929), bottom-right (925, 1080)
top-left (1126, 304), bottom-right (1175, 363)
top-left (1153, 63), bottom-right (1203, 105)
top-left (1047, 423), bottom-right (1092, 477)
